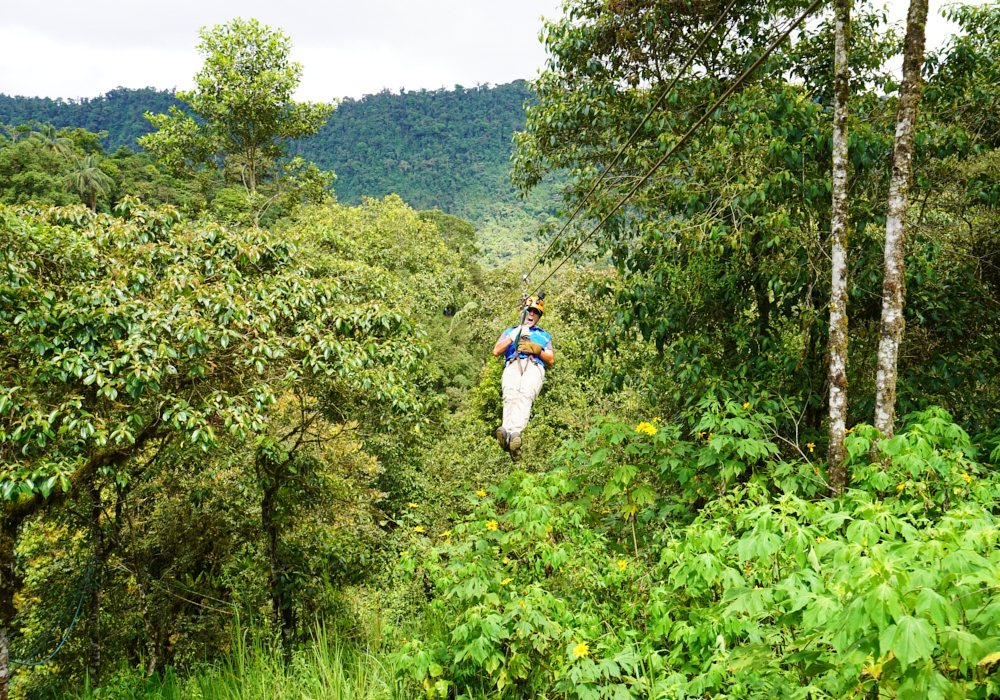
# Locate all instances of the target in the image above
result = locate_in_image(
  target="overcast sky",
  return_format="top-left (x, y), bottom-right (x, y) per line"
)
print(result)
top-left (0, 0), bottom-right (984, 102)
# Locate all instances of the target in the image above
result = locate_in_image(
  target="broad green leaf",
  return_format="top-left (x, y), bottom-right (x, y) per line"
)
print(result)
top-left (884, 616), bottom-right (937, 670)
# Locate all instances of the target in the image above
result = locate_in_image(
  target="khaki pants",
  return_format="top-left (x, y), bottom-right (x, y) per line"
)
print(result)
top-left (501, 359), bottom-right (545, 435)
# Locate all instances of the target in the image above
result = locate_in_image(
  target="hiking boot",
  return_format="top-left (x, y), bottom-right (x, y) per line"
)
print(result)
top-left (495, 427), bottom-right (510, 451)
top-left (508, 432), bottom-right (522, 462)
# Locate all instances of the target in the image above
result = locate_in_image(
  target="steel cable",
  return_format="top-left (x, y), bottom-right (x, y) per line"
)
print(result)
top-left (527, 0), bottom-right (825, 297)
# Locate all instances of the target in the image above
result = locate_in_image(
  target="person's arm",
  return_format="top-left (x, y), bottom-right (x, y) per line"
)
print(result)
top-left (493, 328), bottom-right (517, 357)
top-left (539, 341), bottom-right (554, 368)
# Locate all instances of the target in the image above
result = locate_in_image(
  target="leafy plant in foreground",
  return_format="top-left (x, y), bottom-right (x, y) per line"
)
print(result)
top-left (398, 406), bottom-right (1000, 699)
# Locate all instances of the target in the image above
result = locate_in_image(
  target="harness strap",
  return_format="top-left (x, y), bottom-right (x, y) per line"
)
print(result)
top-left (510, 306), bottom-right (529, 376)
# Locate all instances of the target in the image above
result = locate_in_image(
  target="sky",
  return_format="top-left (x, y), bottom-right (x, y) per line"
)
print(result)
top-left (0, 0), bottom-right (985, 102)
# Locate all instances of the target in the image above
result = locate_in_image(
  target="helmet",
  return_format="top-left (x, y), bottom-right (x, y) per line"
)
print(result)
top-left (524, 294), bottom-right (545, 316)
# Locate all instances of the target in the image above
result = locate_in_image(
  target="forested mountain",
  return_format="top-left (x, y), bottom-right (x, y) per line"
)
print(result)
top-left (0, 88), bottom-right (180, 151)
top-left (303, 82), bottom-right (528, 209)
top-left (0, 82), bottom-right (560, 263)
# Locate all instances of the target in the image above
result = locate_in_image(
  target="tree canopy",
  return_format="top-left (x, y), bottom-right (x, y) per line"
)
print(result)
top-left (2, 4), bottom-right (1000, 700)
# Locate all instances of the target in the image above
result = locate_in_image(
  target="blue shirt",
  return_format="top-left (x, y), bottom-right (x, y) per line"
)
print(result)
top-left (499, 325), bottom-right (553, 369)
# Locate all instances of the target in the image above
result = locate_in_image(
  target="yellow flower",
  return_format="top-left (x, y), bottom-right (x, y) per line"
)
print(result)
top-left (617, 560), bottom-right (628, 572)
top-left (486, 520), bottom-right (499, 531)
top-left (742, 402), bottom-right (750, 410)
top-left (816, 537), bottom-right (828, 543)
top-left (476, 490), bottom-right (487, 498)
top-left (500, 578), bottom-right (513, 585)
top-left (413, 526), bottom-right (426, 533)
top-left (897, 483), bottom-right (906, 492)
top-left (635, 422), bottom-right (657, 436)
top-left (406, 502), bottom-right (419, 508)
top-left (845, 427), bottom-right (855, 434)
top-left (439, 530), bottom-right (452, 537)
top-left (444, 539), bottom-right (452, 545)
top-left (519, 600), bottom-right (526, 608)
top-left (571, 643), bottom-right (590, 659)
top-left (503, 556), bottom-right (511, 564)
top-left (697, 431), bottom-right (705, 439)
top-left (652, 417), bottom-right (661, 423)
top-left (806, 442), bottom-right (815, 453)
top-left (961, 473), bottom-right (973, 484)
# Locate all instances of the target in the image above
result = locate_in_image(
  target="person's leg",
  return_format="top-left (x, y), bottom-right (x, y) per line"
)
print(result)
top-left (498, 362), bottom-right (521, 449)
top-left (506, 362), bottom-right (545, 460)
top-left (501, 362), bottom-right (522, 429)
top-left (514, 362), bottom-right (544, 431)
top-left (503, 362), bottom-right (538, 434)
top-left (503, 360), bottom-right (545, 435)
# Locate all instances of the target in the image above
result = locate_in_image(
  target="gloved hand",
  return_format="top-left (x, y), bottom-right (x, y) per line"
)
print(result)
top-left (517, 338), bottom-right (543, 355)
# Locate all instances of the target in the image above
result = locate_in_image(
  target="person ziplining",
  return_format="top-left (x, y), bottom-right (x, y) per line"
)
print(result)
top-left (492, 294), bottom-right (553, 462)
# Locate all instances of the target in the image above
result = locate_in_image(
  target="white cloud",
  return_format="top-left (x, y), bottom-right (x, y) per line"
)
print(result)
top-left (0, 0), bottom-right (989, 102)
top-left (0, 26), bottom-right (200, 99)
top-left (0, 0), bottom-right (561, 101)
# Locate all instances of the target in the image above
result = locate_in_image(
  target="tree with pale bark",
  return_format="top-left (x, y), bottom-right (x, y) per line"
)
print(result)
top-left (827, 0), bottom-right (851, 494)
top-left (873, 0), bottom-right (930, 438)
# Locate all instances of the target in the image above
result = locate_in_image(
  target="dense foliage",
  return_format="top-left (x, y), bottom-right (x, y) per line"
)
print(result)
top-left (513, 0), bottom-right (1000, 448)
top-left (0, 192), bottom-right (473, 695)
top-left (1, 82), bottom-right (563, 264)
top-left (401, 407), bottom-right (1000, 699)
top-left (0, 89), bottom-right (180, 152)
top-left (1, 3), bottom-right (1000, 699)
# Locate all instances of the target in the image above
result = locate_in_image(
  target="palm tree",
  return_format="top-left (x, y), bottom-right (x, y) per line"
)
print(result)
top-left (2, 123), bottom-right (32, 143)
top-left (30, 124), bottom-right (74, 157)
top-left (65, 156), bottom-right (114, 211)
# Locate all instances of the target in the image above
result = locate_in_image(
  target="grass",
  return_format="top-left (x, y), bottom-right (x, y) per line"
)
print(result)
top-left (68, 624), bottom-right (408, 700)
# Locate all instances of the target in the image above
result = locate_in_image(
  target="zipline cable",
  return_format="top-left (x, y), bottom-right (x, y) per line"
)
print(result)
top-left (527, 0), bottom-right (825, 297)
top-left (11, 561), bottom-right (93, 667)
top-left (523, 0), bottom-right (740, 283)
top-left (113, 564), bottom-right (240, 613)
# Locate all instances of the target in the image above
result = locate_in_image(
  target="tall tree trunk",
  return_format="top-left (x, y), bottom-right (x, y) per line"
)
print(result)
top-left (136, 578), bottom-right (158, 677)
top-left (122, 492), bottom-right (159, 677)
top-left (827, 0), bottom-right (851, 495)
top-left (261, 484), bottom-right (295, 647)
top-left (0, 519), bottom-right (19, 700)
top-left (88, 484), bottom-right (103, 686)
top-left (873, 0), bottom-right (929, 437)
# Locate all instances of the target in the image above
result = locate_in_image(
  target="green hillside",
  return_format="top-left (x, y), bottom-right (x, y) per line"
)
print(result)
top-left (0, 88), bottom-right (180, 151)
top-left (300, 82), bottom-right (563, 264)
top-left (0, 83), bottom-right (562, 265)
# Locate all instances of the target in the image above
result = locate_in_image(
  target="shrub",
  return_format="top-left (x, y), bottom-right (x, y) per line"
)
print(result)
top-left (397, 405), bottom-right (1000, 699)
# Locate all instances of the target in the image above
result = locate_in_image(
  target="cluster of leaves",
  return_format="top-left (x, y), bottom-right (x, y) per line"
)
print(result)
top-left (3, 80), bottom-right (565, 265)
top-left (1, 192), bottom-right (475, 693)
top-left (2, 196), bottom-right (428, 491)
top-left (0, 88), bottom-right (182, 152)
top-left (514, 0), bottom-right (1000, 444)
top-left (1, 123), bottom-right (208, 212)
top-left (398, 405), bottom-right (1000, 699)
